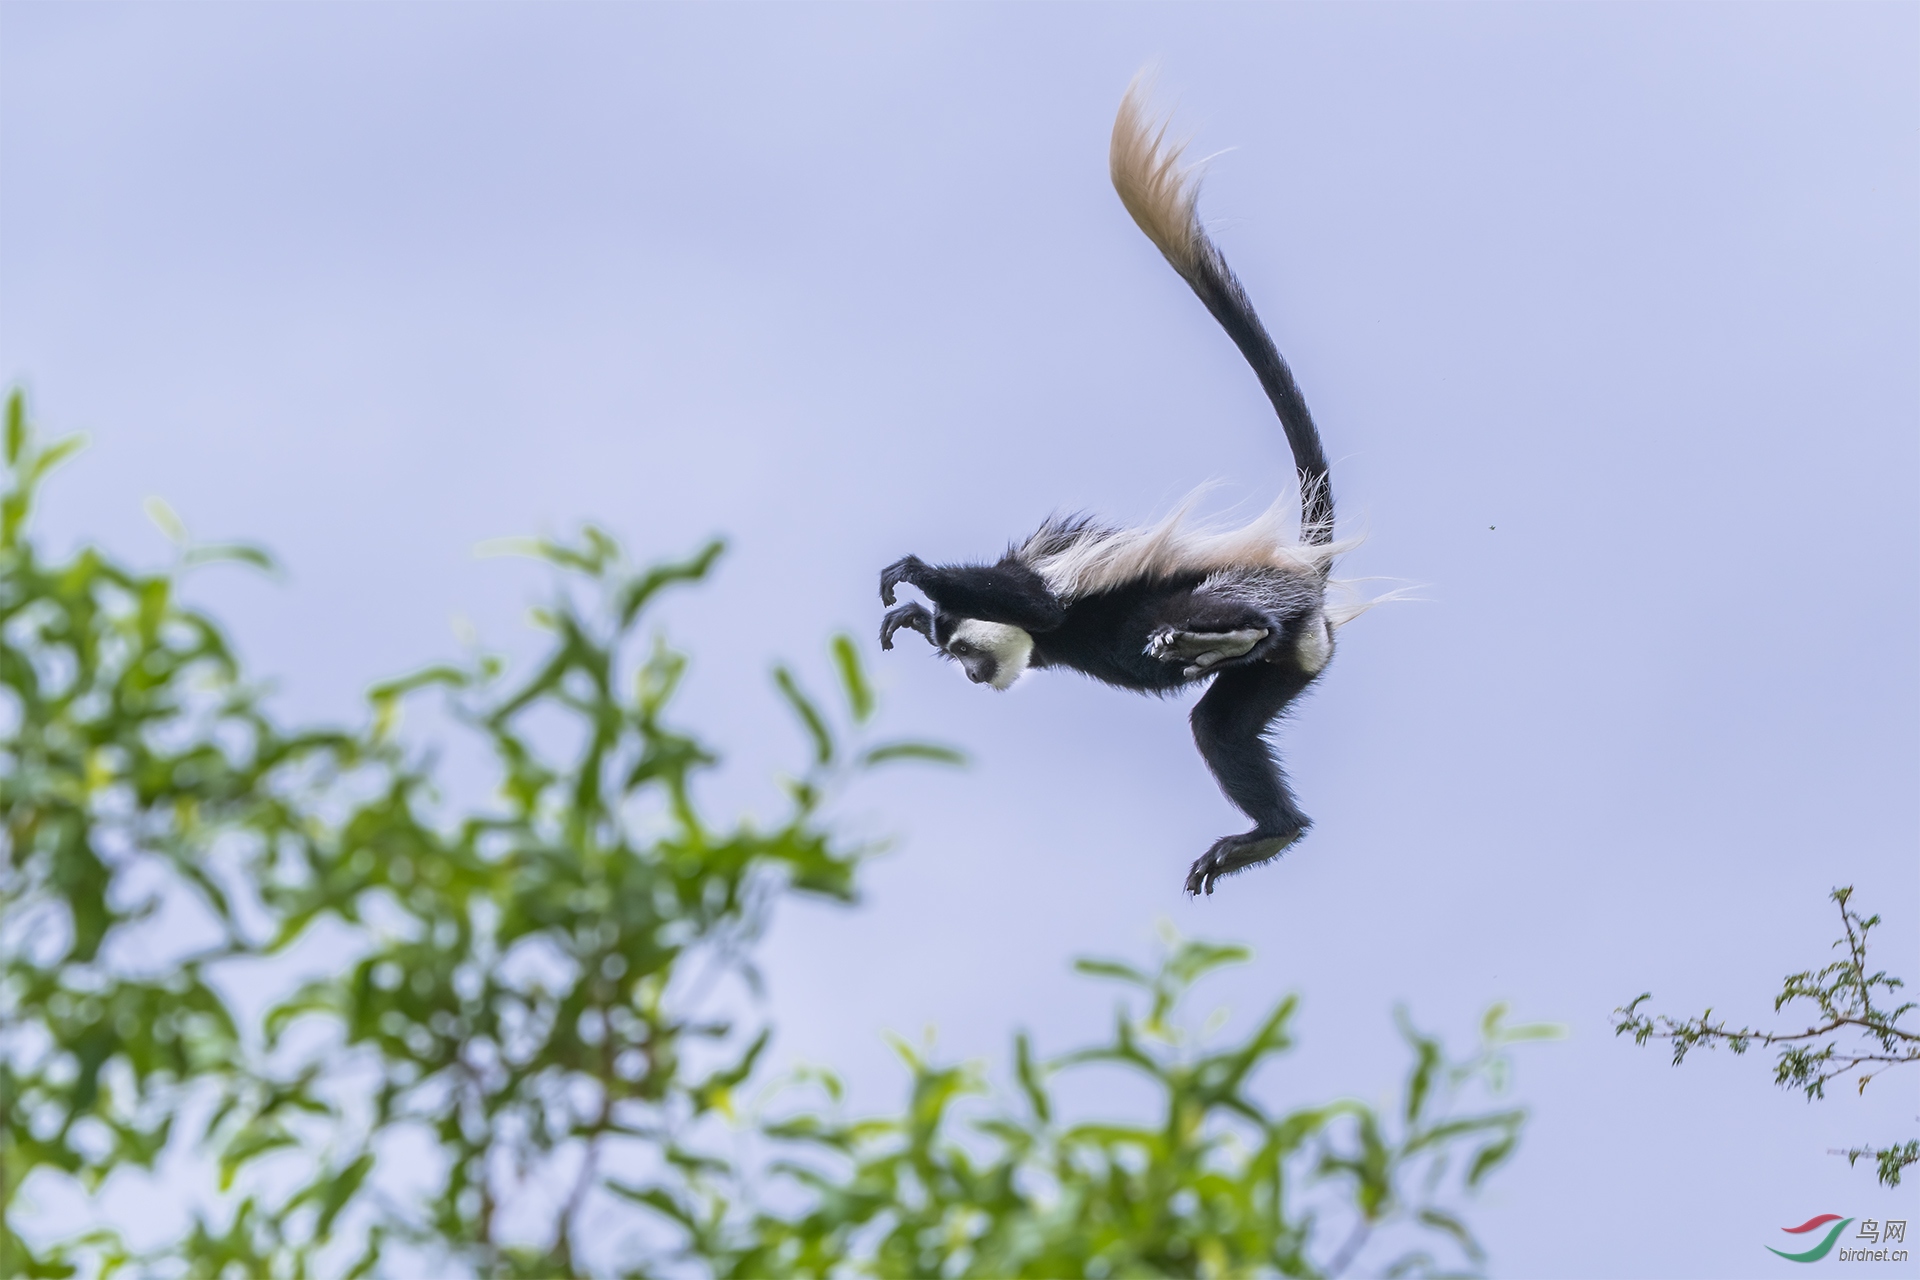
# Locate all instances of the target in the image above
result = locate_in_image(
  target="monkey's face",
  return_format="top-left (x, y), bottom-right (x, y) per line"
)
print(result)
top-left (942, 619), bottom-right (1034, 690)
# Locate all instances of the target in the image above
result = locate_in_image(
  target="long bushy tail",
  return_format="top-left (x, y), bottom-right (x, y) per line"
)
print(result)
top-left (1110, 78), bottom-right (1333, 547)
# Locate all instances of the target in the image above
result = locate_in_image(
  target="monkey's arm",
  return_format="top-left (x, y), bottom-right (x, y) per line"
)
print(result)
top-left (879, 555), bottom-right (1067, 632)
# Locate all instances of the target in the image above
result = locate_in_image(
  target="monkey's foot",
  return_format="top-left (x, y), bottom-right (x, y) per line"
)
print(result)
top-left (1184, 829), bottom-right (1302, 896)
top-left (1146, 627), bottom-right (1268, 675)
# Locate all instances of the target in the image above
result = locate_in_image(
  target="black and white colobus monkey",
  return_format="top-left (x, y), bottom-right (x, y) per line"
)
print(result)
top-left (879, 82), bottom-right (1351, 896)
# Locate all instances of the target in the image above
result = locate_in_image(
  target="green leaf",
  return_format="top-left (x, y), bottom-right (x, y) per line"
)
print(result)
top-left (857, 741), bottom-right (966, 768)
top-left (1072, 958), bottom-right (1151, 988)
top-left (1406, 1111), bottom-right (1526, 1157)
top-left (1398, 1009), bottom-right (1442, 1125)
top-left (472, 535), bottom-right (544, 559)
top-left (367, 663), bottom-right (471, 704)
top-left (1014, 1032), bottom-right (1051, 1124)
top-left (143, 496), bottom-right (188, 545)
top-left (1466, 1133), bottom-right (1518, 1187)
top-left (1417, 1208), bottom-right (1486, 1263)
top-left (617, 538), bottom-right (726, 626)
top-left (180, 542), bottom-right (279, 574)
top-left (4, 387), bottom-right (22, 463)
top-left (774, 665), bottom-right (833, 766)
top-left (315, 1152), bottom-right (375, 1240)
top-left (29, 433), bottom-right (86, 482)
top-left (342, 1225), bottom-right (388, 1280)
top-left (1165, 938), bottom-right (1252, 987)
top-left (1479, 1002), bottom-right (1564, 1045)
top-left (831, 633), bottom-right (875, 724)
top-left (218, 1126), bottom-right (296, 1191)
top-left (697, 1029), bottom-right (773, 1115)
top-left (1494, 1019), bottom-right (1567, 1044)
top-left (605, 1179), bottom-right (697, 1228)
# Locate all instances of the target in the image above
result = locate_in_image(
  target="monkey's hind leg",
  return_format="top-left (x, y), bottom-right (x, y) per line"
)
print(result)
top-left (1147, 626), bottom-right (1269, 677)
top-left (1185, 663), bottom-right (1317, 895)
top-left (1147, 627), bottom-right (1268, 662)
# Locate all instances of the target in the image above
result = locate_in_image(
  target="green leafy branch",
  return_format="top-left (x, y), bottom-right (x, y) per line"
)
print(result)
top-left (665, 933), bottom-right (1557, 1280)
top-left (1614, 887), bottom-right (1918, 1187)
top-left (0, 388), bottom-right (960, 1278)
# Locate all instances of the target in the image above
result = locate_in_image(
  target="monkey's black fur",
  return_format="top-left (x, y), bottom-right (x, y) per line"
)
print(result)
top-left (877, 84), bottom-right (1347, 896)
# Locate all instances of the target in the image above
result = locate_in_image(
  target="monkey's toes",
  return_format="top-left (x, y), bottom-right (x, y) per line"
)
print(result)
top-left (1148, 627), bottom-right (1270, 664)
top-left (1184, 839), bottom-right (1237, 896)
top-left (1183, 857), bottom-right (1214, 896)
top-left (1183, 831), bottom-right (1299, 896)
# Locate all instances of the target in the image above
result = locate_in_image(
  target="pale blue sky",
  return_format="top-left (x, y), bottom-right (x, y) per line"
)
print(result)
top-left (3, 3), bottom-right (1915, 1276)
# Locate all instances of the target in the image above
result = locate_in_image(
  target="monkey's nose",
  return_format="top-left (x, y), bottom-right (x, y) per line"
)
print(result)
top-left (966, 668), bottom-right (988, 684)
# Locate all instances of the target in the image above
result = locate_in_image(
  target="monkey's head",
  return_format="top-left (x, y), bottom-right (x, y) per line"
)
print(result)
top-left (936, 617), bottom-right (1034, 690)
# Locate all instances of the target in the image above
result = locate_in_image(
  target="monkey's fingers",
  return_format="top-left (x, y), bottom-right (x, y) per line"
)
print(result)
top-left (879, 554), bottom-right (927, 606)
top-left (880, 602), bottom-right (934, 651)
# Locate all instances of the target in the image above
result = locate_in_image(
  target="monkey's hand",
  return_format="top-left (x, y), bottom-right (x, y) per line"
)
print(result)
top-left (880, 602), bottom-right (936, 651)
top-left (879, 555), bottom-right (930, 606)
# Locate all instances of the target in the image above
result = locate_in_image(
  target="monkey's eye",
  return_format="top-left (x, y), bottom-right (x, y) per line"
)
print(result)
top-left (949, 641), bottom-right (974, 657)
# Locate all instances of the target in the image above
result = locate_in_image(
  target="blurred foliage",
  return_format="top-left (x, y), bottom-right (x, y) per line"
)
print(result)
top-left (1, 390), bottom-right (1548, 1278)
top-left (1615, 887), bottom-right (1917, 1188)
top-left (701, 942), bottom-right (1556, 1280)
